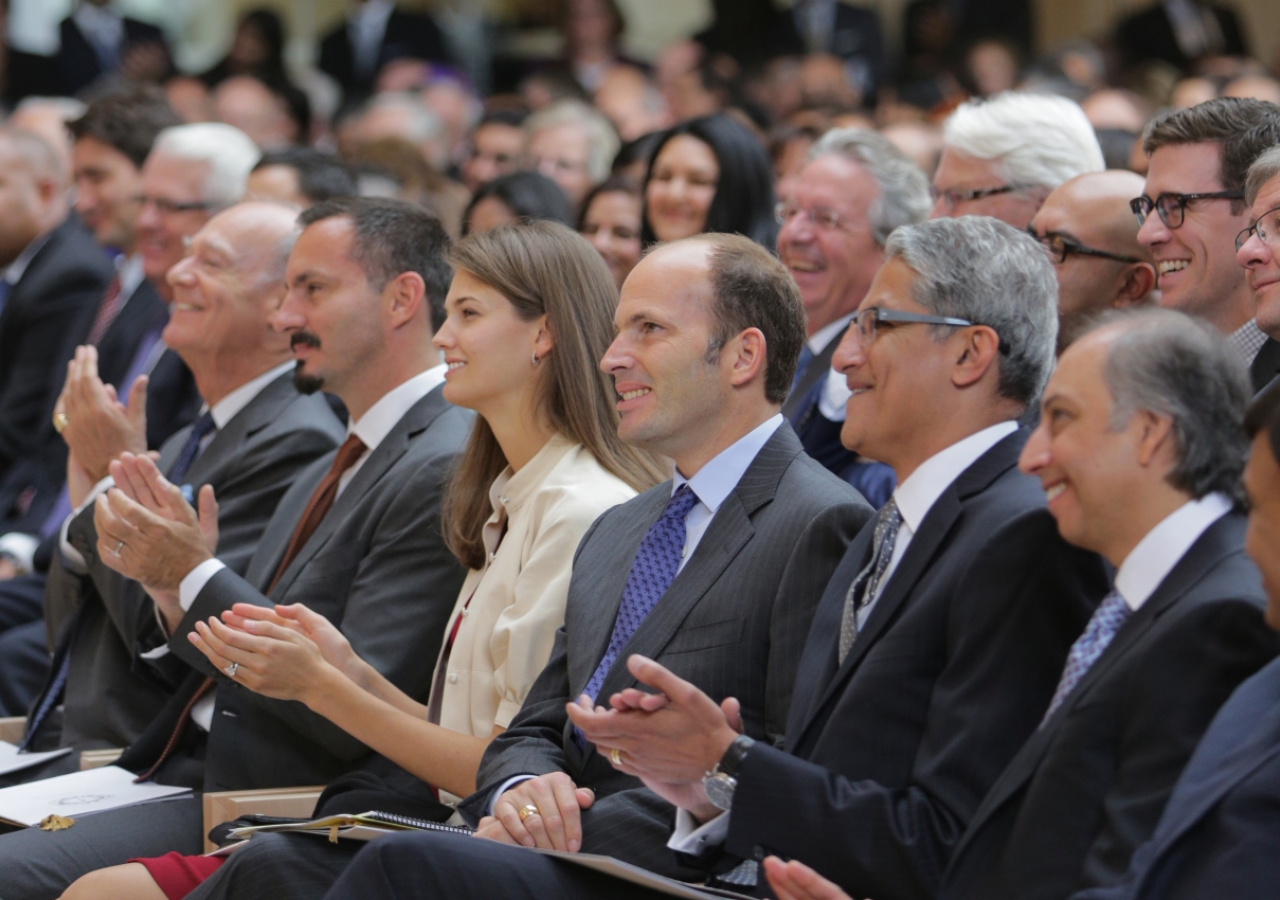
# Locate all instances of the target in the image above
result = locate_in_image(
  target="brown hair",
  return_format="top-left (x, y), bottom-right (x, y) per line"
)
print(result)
top-left (442, 220), bottom-right (667, 569)
top-left (692, 233), bottom-right (806, 404)
top-left (1142, 98), bottom-right (1280, 213)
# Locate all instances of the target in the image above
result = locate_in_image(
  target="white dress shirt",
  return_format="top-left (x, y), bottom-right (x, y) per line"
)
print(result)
top-left (1114, 492), bottom-right (1232, 612)
top-left (487, 414), bottom-right (784, 812)
top-left (670, 418), bottom-right (1019, 853)
top-left (801, 314), bottom-right (855, 423)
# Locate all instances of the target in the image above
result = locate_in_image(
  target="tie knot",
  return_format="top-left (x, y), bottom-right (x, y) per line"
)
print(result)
top-left (332, 433), bottom-right (368, 474)
top-left (665, 484), bottom-right (699, 522)
top-left (190, 411), bottom-right (217, 441)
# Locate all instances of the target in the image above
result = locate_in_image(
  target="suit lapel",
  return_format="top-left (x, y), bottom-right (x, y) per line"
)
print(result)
top-left (268, 385), bottom-right (451, 598)
top-left (782, 324), bottom-right (847, 422)
top-left (178, 372), bottom-right (294, 488)
top-left (794, 431), bottom-right (1026, 744)
top-left (959, 512), bottom-right (1245, 847)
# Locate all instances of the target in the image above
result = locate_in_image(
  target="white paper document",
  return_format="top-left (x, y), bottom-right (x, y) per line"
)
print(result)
top-left (0, 741), bottom-right (71, 777)
top-left (0, 765), bottom-right (191, 826)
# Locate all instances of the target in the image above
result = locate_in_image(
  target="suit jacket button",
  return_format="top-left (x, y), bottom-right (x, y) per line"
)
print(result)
top-left (448, 673), bottom-right (458, 683)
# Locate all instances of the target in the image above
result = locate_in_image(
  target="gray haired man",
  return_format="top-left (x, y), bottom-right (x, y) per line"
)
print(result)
top-left (336, 216), bottom-right (1110, 900)
top-left (778, 128), bottom-right (931, 506)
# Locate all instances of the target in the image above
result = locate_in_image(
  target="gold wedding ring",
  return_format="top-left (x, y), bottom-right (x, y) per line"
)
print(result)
top-left (609, 747), bottom-right (623, 766)
top-left (52, 412), bottom-right (69, 434)
top-left (517, 803), bottom-right (539, 822)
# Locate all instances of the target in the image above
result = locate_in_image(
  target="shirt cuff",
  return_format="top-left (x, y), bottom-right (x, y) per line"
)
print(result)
top-left (59, 476), bottom-right (116, 574)
top-left (179, 559), bottom-right (226, 611)
top-left (139, 643), bottom-right (170, 660)
top-left (487, 775), bottom-right (537, 815)
top-left (818, 367), bottom-right (852, 422)
top-left (0, 532), bottom-right (40, 573)
top-left (668, 806), bottom-right (730, 854)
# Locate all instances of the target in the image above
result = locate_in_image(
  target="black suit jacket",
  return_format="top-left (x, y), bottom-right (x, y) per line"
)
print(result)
top-left (940, 511), bottom-right (1280, 900)
top-left (117, 386), bottom-right (472, 792)
top-left (1249, 338), bottom-right (1280, 395)
top-left (1116, 2), bottom-right (1246, 71)
top-left (1073, 655), bottom-right (1280, 900)
top-left (55, 15), bottom-right (169, 97)
top-left (458, 424), bottom-right (873, 878)
top-left (34, 372), bottom-right (343, 753)
top-left (710, 429), bottom-right (1109, 900)
top-left (0, 218), bottom-right (113, 482)
top-left (0, 277), bottom-right (197, 534)
top-left (319, 8), bottom-right (450, 98)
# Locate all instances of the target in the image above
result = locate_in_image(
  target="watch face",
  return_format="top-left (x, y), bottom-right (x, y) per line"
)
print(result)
top-left (704, 773), bottom-right (737, 812)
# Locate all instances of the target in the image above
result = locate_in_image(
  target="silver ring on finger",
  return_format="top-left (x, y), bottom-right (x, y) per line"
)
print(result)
top-left (225, 662), bottom-right (239, 679)
top-left (114, 540), bottom-right (125, 555)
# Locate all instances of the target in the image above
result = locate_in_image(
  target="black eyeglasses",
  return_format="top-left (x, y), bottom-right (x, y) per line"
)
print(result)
top-left (929, 184), bottom-right (1018, 209)
top-left (1026, 228), bottom-right (1143, 265)
top-left (1235, 205), bottom-right (1280, 252)
top-left (1130, 190), bottom-right (1243, 229)
top-left (853, 306), bottom-right (1011, 355)
top-left (133, 195), bottom-right (214, 215)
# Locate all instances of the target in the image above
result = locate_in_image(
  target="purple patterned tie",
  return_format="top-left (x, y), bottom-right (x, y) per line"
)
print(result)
top-left (1040, 590), bottom-right (1130, 726)
top-left (575, 484), bottom-right (699, 741)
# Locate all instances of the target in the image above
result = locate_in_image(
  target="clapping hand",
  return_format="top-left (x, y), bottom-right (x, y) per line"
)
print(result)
top-left (57, 346), bottom-right (148, 504)
top-left (564, 655), bottom-right (742, 823)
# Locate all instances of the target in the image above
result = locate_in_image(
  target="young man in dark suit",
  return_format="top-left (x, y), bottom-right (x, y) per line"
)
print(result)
top-left (936, 309), bottom-right (1279, 900)
top-left (487, 216), bottom-right (1108, 900)
top-left (0, 198), bottom-right (471, 899)
top-left (319, 0), bottom-right (451, 101)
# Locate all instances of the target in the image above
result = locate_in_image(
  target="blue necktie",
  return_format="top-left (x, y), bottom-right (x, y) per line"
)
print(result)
top-left (19, 411), bottom-right (217, 750)
top-left (839, 498), bottom-right (902, 662)
top-left (791, 345), bottom-right (816, 394)
top-left (573, 485), bottom-right (699, 745)
top-left (1040, 590), bottom-right (1130, 726)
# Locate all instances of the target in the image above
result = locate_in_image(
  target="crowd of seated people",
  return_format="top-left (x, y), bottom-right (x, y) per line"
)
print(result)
top-left (1, 2), bottom-right (1280, 899)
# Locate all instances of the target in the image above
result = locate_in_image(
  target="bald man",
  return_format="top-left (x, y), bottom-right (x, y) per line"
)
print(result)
top-left (1028, 171), bottom-right (1156, 351)
top-left (0, 127), bottom-right (113, 484)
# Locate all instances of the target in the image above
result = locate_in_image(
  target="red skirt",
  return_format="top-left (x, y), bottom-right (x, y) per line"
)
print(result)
top-left (130, 852), bottom-right (225, 900)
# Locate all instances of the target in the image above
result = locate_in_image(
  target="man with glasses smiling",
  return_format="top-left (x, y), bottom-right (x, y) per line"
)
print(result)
top-left (1028, 171), bottom-right (1157, 352)
top-left (1237, 146), bottom-right (1280, 397)
top-left (1131, 97), bottom-right (1280, 390)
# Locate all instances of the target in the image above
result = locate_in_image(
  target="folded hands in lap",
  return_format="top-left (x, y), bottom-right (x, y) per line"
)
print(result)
top-left (478, 772), bottom-right (595, 852)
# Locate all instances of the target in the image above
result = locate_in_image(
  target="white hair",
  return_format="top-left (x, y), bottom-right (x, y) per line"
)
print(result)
top-left (363, 92), bottom-right (446, 144)
top-left (525, 99), bottom-right (620, 184)
top-left (808, 128), bottom-right (932, 245)
top-left (943, 91), bottom-right (1104, 190)
top-left (152, 123), bottom-right (260, 210)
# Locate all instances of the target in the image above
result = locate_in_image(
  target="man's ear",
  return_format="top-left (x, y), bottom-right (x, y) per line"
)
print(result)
top-left (385, 271), bottom-right (426, 329)
top-left (1116, 262), bottom-right (1156, 307)
top-left (951, 326), bottom-right (1002, 389)
top-left (726, 327), bottom-right (768, 389)
top-left (1134, 409), bottom-right (1175, 469)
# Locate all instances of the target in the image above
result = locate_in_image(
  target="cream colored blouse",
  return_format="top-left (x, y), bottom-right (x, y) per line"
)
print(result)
top-left (431, 434), bottom-right (638, 747)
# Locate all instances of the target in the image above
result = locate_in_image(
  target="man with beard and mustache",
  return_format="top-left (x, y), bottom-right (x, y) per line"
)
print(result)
top-left (0, 197), bottom-right (472, 899)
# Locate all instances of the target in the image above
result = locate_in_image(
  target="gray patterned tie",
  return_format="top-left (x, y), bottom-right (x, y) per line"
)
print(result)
top-left (839, 498), bottom-right (902, 663)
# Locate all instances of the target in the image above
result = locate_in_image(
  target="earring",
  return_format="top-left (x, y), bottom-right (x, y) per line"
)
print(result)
top-left (531, 352), bottom-right (542, 367)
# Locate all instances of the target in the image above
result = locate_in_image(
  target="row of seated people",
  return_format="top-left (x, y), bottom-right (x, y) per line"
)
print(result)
top-left (0, 87), bottom-right (1278, 900)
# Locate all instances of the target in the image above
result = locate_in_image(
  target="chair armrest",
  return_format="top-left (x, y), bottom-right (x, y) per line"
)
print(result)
top-left (79, 748), bottom-right (123, 770)
top-left (0, 717), bottom-right (25, 744)
top-left (202, 786), bottom-right (324, 852)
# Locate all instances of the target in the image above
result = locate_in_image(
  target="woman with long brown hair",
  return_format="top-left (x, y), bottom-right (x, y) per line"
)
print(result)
top-left (66, 221), bottom-right (666, 900)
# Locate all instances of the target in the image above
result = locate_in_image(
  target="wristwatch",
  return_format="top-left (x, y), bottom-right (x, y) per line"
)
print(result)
top-left (702, 735), bottom-right (755, 812)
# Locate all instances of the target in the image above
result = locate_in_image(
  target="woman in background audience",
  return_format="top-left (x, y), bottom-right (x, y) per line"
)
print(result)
top-left (463, 170), bottom-right (575, 234)
top-left (641, 113), bottom-right (777, 249)
top-left (578, 175), bottom-right (642, 288)
top-left (62, 221), bottom-right (666, 900)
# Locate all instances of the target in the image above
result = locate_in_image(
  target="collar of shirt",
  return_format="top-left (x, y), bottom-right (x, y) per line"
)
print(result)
top-left (349, 364), bottom-right (448, 454)
top-left (490, 432), bottom-right (577, 518)
top-left (348, 0), bottom-right (395, 42)
top-left (206, 360), bottom-right (296, 429)
top-left (808, 312), bottom-right (855, 356)
top-left (116, 252), bottom-right (146, 304)
top-left (4, 230), bottom-right (52, 285)
top-left (1114, 492), bottom-right (1233, 612)
top-left (73, 2), bottom-right (124, 49)
top-left (673, 413), bottom-right (784, 512)
top-left (893, 420), bottom-right (1019, 535)
top-left (1227, 319), bottom-right (1269, 367)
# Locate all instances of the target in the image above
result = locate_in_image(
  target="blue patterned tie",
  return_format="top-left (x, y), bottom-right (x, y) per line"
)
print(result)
top-left (838, 497), bottom-right (902, 662)
top-left (1040, 590), bottom-right (1130, 726)
top-left (574, 485), bottom-right (699, 744)
top-left (19, 411), bottom-right (216, 750)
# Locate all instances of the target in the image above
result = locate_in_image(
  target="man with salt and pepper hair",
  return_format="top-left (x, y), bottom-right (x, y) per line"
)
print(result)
top-left (524, 99), bottom-right (620, 211)
top-left (931, 91), bottom-right (1106, 229)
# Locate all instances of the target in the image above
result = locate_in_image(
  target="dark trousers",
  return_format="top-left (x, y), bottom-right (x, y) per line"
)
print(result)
top-left (324, 830), bottom-right (669, 900)
top-left (0, 793), bottom-right (202, 900)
